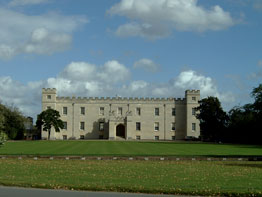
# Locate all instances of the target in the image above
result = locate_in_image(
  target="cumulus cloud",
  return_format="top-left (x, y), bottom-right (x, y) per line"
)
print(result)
top-left (0, 8), bottom-right (88, 59)
top-left (0, 61), bottom-right (235, 119)
top-left (8, 0), bottom-right (49, 7)
top-left (133, 58), bottom-right (159, 72)
top-left (108, 0), bottom-right (235, 39)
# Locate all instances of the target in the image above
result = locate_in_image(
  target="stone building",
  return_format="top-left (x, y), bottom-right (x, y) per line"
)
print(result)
top-left (41, 88), bottom-right (200, 140)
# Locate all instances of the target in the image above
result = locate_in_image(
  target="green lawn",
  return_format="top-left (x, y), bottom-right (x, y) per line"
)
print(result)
top-left (0, 140), bottom-right (261, 157)
top-left (0, 159), bottom-right (262, 196)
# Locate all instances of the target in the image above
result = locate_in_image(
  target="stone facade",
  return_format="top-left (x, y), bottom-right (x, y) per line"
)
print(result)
top-left (41, 88), bottom-right (200, 140)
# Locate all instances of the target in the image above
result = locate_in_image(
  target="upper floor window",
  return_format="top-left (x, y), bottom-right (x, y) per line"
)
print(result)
top-left (172, 108), bottom-right (176, 116)
top-left (192, 123), bottom-right (196, 131)
top-left (63, 122), bottom-right (67, 130)
top-left (47, 95), bottom-right (51, 99)
top-left (63, 107), bottom-right (67, 115)
top-left (80, 122), bottom-right (85, 130)
top-left (47, 106), bottom-right (51, 109)
top-left (136, 122), bottom-right (141, 131)
top-left (118, 107), bottom-right (122, 115)
top-left (192, 108), bottom-right (196, 116)
top-left (171, 122), bottom-right (175, 131)
top-left (80, 107), bottom-right (85, 115)
top-left (192, 96), bottom-right (196, 101)
top-left (154, 122), bottom-right (159, 131)
top-left (99, 122), bottom-right (104, 131)
top-left (136, 107), bottom-right (141, 116)
top-left (99, 107), bottom-right (104, 115)
top-left (155, 108), bottom-right (159, 116)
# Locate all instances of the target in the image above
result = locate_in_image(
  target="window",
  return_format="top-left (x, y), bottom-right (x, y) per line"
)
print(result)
top-left (80, 135), bottom-right (85, 140)
top-left (99, 135), bottom-right (104, 139)
top-left (99, 122), bottom-right (104, 131)
top-left (47, 106), bottom-right (51, 109)
top-left (80, 122), bottom-right (85, 130)
top-left (63, 107), bottom-right (67, 115)
top-left (172, 136), bottom-right (176, 140)
top-left (171, 122), bottom-right (175, 131)
top-left (99, 107), bottom-right (104, 115)
top-left (172, 108), bottom-right (176, 116)
top-left (80, 107), bottom-right (85, 115)
top-left (155, 136), bottom-right (159, 140)
top-left (154, 122), bottom-right (159, 131)
top-left (118, 107), bottom-right (122, 115)
top-left (192, 108), bottom-right (196, 115)
top-left (136, 107), bottom-right (141, 116)
top-left (155, 108), bottom-right (159, 116)
top-left (136, 135), bottom-right (141, 140)
top-left (63, 135), bottom-right (67, 140)
top-left (192, 123), bottom-right (196, 131)
top-left (136, 122), bottom-right (141, 131)
top-left (63, 122), bottom-right (67, 130)
top-left (47, 95), bottom-right (51, 99)
top-left (192, 96), bottom-right (196, 101)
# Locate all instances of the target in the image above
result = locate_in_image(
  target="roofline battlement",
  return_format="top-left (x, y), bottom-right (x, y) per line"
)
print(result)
top-left (56, 96), bottom-right (186, 102)
top-left (42, 88), bottom-right (57, 93)
top-left (185, 90), bottom-right (200, 94)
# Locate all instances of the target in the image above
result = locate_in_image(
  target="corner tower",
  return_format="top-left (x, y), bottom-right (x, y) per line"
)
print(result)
top-left (185, 90), bottom-right (200, 138)
top-left (42, 88), bottom-right (57, 111)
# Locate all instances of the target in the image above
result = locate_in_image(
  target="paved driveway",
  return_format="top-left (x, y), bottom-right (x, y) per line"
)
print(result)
top-left (0, 186), bottom-right (179, 197)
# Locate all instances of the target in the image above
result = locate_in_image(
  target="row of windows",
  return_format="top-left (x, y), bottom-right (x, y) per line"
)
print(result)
top-left (61, 121), bottom-right (195, 131)
top-left (61, 135), bottom-right (176, 140)
top-left (60, 107), bottom-right (179, 116)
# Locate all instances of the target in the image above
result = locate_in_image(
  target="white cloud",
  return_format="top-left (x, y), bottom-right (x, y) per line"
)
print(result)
top-left (0, 61), bottom-right (235, 119)
top-left (133, 58), bottom-right (159, 72)
top-left (108, 0), bottom-right (235, 39)
top-left (8, 0), bottom-right (49, 7)
top-left (0, 8), bottom-right (88, 59)
top-left (173, 70), bottom-right (235, 103)
top-left (258, 60), bottom-right (262, 67)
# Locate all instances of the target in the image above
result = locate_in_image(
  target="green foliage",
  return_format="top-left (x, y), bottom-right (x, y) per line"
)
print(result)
top-left (0, 103), bottom-right (25, 140)
top-left (36, 108), bottom-right (64, 140)
top-left (226, 84), bottom-right (262, 144)
top-left (196, 97), bottom-right (228, 142)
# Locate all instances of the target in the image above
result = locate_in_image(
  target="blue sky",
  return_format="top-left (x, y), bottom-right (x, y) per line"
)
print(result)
top-left (0, 0), bottom-right (262, 120)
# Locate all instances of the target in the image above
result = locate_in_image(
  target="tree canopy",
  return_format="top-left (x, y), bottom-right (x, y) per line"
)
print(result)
top-left (36, 108), bottom-right (64, 140)
top-left (0, 103), bottom-right (25, 140)
top-left (195, 96), bottom-right (228, 142)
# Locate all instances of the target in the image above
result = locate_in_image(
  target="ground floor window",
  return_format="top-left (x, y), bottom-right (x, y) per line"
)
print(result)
top-left (80, 135), bottom-right (85, 139)
top-left (99, 135), bottom-right (103, 139)
top-left (136, 122), bottom-right (141, 131)
top-left (63, 135), bottom-right (67, 140)
top-left (172, 136), bottom-right (175, 140)
top-left (155, 136), bottom-right (159, 140)
top-left (136, 135), bottom-right (141, 140)
top-left (99, 122), bottom-right (104, 131)
top-left (192, 123), bottom-right (196, 131)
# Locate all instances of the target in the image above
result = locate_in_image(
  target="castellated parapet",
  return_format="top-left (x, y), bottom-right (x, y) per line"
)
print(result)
top-left (41, 88), bottom-right (200, 141)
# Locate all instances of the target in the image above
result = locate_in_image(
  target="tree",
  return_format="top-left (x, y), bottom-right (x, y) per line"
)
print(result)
top-left (196, 96), bottom-right (228, 142)
top-left (36, 108), bottom-right (64, 140)
top-left (251, 84), bottom-right (262, 113)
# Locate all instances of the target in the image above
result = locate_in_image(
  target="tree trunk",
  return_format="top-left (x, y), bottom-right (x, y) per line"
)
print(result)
top-left (48, 130), bottom-right (50, 140)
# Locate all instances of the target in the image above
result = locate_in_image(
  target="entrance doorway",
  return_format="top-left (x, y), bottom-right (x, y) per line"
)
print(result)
top-left (116, 124), bottom-right (125, 138)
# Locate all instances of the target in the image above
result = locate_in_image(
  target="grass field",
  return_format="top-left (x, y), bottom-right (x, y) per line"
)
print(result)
top-left (0, 158), bottom-right (261, 196)
top-left (0, 140), bottom-right (262, 157)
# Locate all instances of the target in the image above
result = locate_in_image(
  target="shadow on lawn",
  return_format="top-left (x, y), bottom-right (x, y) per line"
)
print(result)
top-left (224, 163), bottom-right (262, 169)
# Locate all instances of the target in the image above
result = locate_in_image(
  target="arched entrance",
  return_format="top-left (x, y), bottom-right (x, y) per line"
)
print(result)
top-left (116, 124), bottom-right (125, 138)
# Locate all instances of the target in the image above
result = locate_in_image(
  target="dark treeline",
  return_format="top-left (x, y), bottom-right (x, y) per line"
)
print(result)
top-left (0, 103), bottom-right (25, 140)
top-left (196, 84), bottom-right (262, 144)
